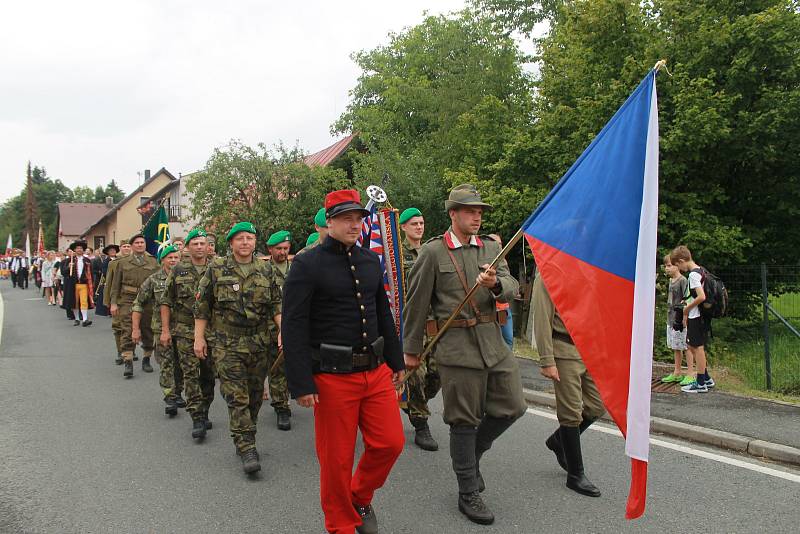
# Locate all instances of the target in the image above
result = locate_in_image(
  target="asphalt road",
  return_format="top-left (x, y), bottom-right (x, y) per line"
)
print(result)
top-left (1, 284), bottom-right (799, 534)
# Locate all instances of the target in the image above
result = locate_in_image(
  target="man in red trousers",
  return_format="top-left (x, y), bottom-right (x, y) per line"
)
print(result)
top-left (283, 190), bottom-right (405, 534)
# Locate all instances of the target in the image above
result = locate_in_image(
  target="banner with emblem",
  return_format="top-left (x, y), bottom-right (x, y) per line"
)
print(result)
top-left (142, 203), bottom-right (171, 258)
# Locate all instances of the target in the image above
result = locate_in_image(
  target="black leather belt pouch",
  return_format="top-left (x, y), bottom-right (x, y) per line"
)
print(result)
top-left (370, 336), bottom-right (384, 359)
top-left (319, 343), bottom-right (353, 373)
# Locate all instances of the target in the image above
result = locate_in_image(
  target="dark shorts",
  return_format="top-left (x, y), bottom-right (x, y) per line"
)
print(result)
top-left (687, 317), bottom-right (707, 348)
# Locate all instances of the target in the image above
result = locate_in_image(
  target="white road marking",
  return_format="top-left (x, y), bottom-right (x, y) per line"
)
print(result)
top-left (526, 407), bottom-right (800, 484)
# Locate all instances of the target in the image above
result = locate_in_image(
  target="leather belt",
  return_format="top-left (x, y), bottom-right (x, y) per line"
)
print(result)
top-left (438, 313), bottom-right (498, 329)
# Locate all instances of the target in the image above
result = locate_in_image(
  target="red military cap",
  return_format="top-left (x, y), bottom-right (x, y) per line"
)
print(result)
top-left (324, 189), bottom-right (371, 219)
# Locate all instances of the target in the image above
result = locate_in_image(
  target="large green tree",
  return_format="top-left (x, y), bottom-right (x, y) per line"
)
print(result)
top-left (186, 140), bottom-right (349, 254)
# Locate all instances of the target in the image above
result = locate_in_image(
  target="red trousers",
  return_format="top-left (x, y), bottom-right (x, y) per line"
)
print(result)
top-left (313, 364), bottom-right (404, 534)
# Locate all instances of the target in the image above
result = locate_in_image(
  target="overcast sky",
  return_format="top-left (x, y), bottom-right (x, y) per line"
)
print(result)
top-left (0, 0), bottom-right (472, 202)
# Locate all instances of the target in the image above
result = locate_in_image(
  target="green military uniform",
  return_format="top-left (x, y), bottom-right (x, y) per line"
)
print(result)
top-left (402, 237), bottom-right (441, 423)
top-left (532, 272), bottom-right (605, 497)
top-left (266, 257), bottom-right (291, 413)
top-left (403, 184), bottom-right (526, 524)
top-left (194, 242), bottom-right (282, 455)
top-left (295, 208), bottom-right (326, 256)
top-left (133, 267), bottom-right (183, 403)
top-left (161, 257), bottom-right (215, 425)
top-left (104, 240), bottom-right (130, 363)
top-left (109, 247), bottom-right (159, 367)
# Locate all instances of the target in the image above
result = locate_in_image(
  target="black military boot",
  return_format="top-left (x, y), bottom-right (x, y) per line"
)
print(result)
top-left (241, 448), bottom-right (261, 474)
top-left (354, 503), bottom-right (379, 534)
top-left (546, 417), bottom-right (596, 472)
top-left (559, 426), bottom-right (601, 497)
top-left (474, 415), bottom-right (518, 493)
top-left (133, 353), bottom-right (139, 361)
top-left (174, 395), bottom-right (186, 409)
top-left (192, 419), bottom-right (207, 439)
top-left (451, 426), bottom-right (494, 525)
top-left (276, 409), bottom-right (291, 431)
top-left (410, 417), bottom-right (438, 451)
top-left (142, 357), bottom-right (154, 373)
top-left (203, 419), bottom-right (212, 430)
top-left (164, 397), bottom-right (178, 417)
top-left (123, 360), bottom-right (133, 378)
top-left (115, 354), bottom-right (124, 365)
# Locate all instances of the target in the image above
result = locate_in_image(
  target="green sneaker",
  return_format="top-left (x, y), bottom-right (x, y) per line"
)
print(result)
top-left (661, 373), bottom-right (683, 383)
top-left (679, 375), bottom-right (695, 386)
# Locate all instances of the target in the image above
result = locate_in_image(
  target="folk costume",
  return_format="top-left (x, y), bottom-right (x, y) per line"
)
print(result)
top-left (66, 241), bottom-right (95, 326)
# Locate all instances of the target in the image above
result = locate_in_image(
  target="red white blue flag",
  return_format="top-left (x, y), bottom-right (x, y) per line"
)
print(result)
top-left (522, 70), bottom-right (659, 519)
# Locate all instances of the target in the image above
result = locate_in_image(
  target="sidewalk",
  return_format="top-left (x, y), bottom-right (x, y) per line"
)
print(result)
top-left (517, 357), bottom-right (800, 463)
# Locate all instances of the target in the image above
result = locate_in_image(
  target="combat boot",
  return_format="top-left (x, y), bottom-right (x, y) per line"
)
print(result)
top-left (142, 357), bottom-right (153, 373)
top-left (354, 503), bottom-right (379, 534)
top-left (114, 354), bottom-right (124, 365)
top-left (450, 426), bottom-right (493, 524)
top-left (123, 360), bottom-right (133, 378)
top-left (546, 417), bottom-right (595, 472)
top-left (410, 417), bottom-right (438, 451)
top-left (192, 419), bottom-right (207, 439)
top-left (559, 426), bottom-right (601, 497)
top-left (276, 409), bottom-right (291, 431)
top-left (203, 419), bottom-right (212, 430)
top-left (174, 395), bottom-right (186, 409)
top-left (164, 397), bottom-right (178, 417)
top-left (474, 415), bottom-right (518, 493)
top-left (241, 448), bottom-right (261, 474)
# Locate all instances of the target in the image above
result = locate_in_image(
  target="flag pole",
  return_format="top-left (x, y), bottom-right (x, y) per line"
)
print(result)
top-left (404, 226), bottom-right (525, 379)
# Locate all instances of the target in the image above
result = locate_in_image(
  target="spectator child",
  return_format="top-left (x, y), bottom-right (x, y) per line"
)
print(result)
top-left (670, 245), bottom-right (715, 393)
top-left (660, 254), bottom-right (693, 385)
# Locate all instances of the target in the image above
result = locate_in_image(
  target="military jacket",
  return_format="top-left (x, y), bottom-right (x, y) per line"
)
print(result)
top-left (403, 229), bottom-right (518, 370)
top-left (401, 238), bottom-right (420, 287)
top-left (132, 269), bottom-right (170, 334)
top-left (272, 259), bottom-right (291, 292)
top-left (161, 259), bottom-right (208, 339)
top-left (294, 239), bottom-right (320, 256)
top-left (109, 253), bottom-right (159, 305)
top-left (531, 272), bottom-right (580, 367)
top-left (102, 257), bottom-right (120, 307)
top-left (194, 255), bottom-right (282, 349)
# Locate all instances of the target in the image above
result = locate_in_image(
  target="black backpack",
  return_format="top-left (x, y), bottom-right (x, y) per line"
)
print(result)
top-left (692, 267), bottom-right (728, 319)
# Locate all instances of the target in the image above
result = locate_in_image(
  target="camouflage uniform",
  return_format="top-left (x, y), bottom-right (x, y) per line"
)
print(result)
top-left (402, 238), bottom-right (441, 420)
top-left (194, 256), bottom-right (282, 454)
top-left (109, 252), bottom-right (159, 361)
top-left (161, 259), bottom-right (215, 423)
top-left (266, 259), bottom-right (291, 413)
top-left (133, 269), bottom-right (183, 400)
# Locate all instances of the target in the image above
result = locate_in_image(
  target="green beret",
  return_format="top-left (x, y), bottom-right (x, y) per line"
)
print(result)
top-left (306, 232), bottom-right (320, 247)
top-left (226, 222), bottom-right (257, 241)
top-left (314, 207), bottom-right (328, 228)
top-left (158, 245), bottom-right (178, 263)
top-left (267, 230), bottom-right (291, 247)
top-left (185, 227), bottom-right (207, 245)
top-left (399, 207), bottom-right (422, 225)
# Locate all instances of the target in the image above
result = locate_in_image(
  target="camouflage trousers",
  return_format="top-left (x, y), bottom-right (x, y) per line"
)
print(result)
top-left (214, 336), bottom-right (270, 453)
top-left (265, 349), bottom-right (290, 412)
top-left (405, 356), bottom-right (441, 419)
top-left (176, 336), bottom-right (216, 422)
top-left (155, 338), bottom-right (184, 400)
top-left (118, 301), bottom-right (154, 359)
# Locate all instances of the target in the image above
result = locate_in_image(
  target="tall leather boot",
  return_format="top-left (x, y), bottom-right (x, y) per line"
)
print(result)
top-left (546, 417), bottom-right (596, 472)
top-left (410, 417), bottom-right (438, 451)
top-left (474, 416), bottom-right (518, 493)
top-left (559, 425), bottom-right (601, 497)
top-left (450, 426), bottom-right (494, 525)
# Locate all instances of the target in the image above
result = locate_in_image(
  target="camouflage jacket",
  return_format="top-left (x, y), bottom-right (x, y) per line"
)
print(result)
top-left (132, 269), bottom-right (170, 334)
top-left (194, 255), bottom-right (282, 350)
top-left (402, 229), bottom-right (518, 370)
top-left (401, 237), bottom-right (420, 288)
top-left (109, 253), bottom-right (158, 305)
top-left (160, 259), bottom-right (208, 340)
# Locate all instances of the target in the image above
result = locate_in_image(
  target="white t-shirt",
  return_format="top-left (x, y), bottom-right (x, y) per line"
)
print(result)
top-left (688, 270), bottom-right (703, 319)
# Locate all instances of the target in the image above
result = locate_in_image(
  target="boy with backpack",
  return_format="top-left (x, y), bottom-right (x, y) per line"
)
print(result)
top-left (670, 245), bottom-right (716, 393)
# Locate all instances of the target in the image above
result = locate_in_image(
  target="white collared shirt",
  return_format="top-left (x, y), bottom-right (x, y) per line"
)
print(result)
top-left (447, 231), bottom-right (480, 249)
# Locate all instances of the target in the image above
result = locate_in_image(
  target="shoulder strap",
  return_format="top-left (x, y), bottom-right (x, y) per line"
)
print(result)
top-left (443, 242), bottom-right (482, 318)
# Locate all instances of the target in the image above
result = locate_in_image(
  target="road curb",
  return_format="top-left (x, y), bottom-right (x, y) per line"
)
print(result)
top-left (522, 387), bottom-right (800, 466)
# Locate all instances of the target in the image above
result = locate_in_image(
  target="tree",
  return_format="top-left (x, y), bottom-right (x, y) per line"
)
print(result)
top-left (94, 179), bottom-right (125, 203)
top-left (186, 140), bottom-right (349, 254)
top-left (71, 186), bottom-right (96, 203)
top-left (24, 162), bottom-right (38, 245)
top-left (334, 10), bottom-right (537, 242)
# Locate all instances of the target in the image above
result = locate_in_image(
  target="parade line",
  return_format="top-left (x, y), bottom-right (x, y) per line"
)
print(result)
top-left (526, 407), bottom-right (800, 484)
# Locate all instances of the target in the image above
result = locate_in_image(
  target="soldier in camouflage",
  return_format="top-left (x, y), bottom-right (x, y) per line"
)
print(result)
top-left (160, 228), bottom-right (216, 439)
top-left (264, 230), bottom-right (293, 431)
top-left (193, 222), bottom-right (282, 475)
top-left (132, 245), bottom-right (184, 416)
top-left (399, 207), bottom-right (441, 452)
top-left (295, 207), bottom-right (327, 256)
top-left (110, 234), bottom-right (159, 378)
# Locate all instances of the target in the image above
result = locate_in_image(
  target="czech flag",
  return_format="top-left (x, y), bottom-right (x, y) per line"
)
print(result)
top-left (522, 69), bottom-right (659, 519)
